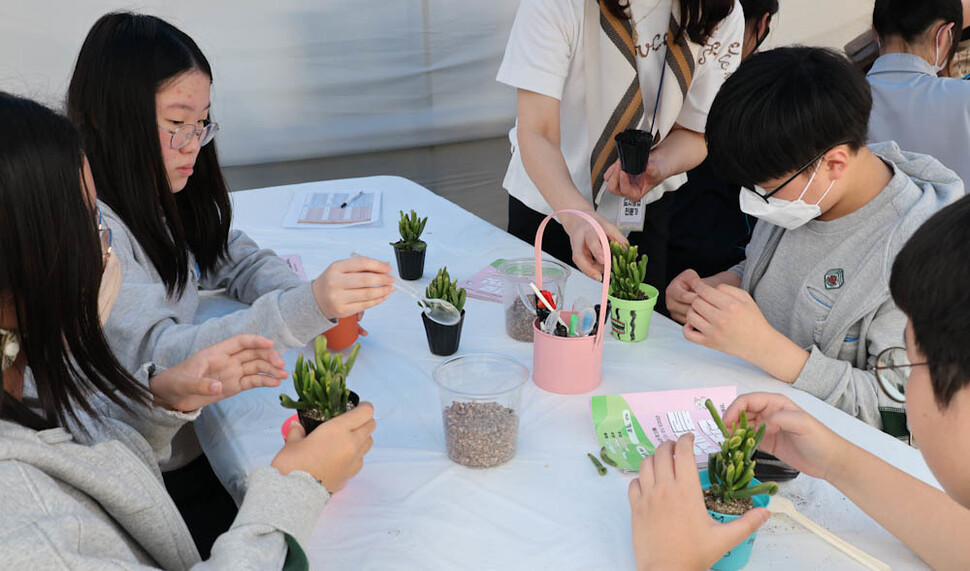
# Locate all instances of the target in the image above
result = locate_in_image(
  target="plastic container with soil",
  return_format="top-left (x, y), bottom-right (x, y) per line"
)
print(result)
top-left (422, 309), bottom-right (465, 356)
top-left (499, 258), bottom-right (570, 343)
top-left (433, 354), bottom-right (529, 468)
top-left (699, 469), bottom-right (771, 571)
top-left (608, 283), bottom-right (659, 342)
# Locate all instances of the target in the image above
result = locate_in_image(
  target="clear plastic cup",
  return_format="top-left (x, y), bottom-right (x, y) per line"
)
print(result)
top-left (433, 354), bottom-right (529, 468)
top-left (498, 258), bottom-right (571, 343)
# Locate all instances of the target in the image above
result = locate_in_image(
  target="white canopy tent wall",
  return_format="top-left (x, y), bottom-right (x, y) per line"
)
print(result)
top-left (0, 0), bottom-right (875, 226)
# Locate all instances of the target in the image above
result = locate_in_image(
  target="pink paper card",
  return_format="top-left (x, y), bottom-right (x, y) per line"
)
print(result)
top-left (280, 254), bottom-right (307, 280)
top-left (457, 258), bottom-right (505, 303)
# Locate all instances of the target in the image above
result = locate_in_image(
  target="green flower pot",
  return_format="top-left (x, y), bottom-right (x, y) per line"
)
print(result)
top-left (608, 283), bottom-right (658, 343)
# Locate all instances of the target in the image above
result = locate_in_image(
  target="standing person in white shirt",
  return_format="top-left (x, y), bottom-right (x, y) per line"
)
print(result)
top-left (497, 0), bottom-right (745, 304)
top-left (868, 0), bottom-right (970, 186)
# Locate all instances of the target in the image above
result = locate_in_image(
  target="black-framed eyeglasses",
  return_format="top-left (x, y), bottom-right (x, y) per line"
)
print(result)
top-left (870, 346), bottom-right (928, 404)
top-left (97, 208), bottom-right (113, 270)
top-left (159, 120), bottom-right (219, 151)
top-left (741, 142), bottom-right (848, 204)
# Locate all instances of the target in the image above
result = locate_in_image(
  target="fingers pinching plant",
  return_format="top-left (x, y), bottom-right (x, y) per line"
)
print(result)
top-left (704, 399), bottom-right (779, 502)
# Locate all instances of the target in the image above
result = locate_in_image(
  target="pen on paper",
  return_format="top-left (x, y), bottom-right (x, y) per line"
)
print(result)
top-left (340, 191), bottom-right (364, 209)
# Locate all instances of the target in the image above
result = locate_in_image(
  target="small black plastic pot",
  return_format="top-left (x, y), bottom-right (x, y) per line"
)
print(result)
top-left (394, 244), bottom-right (426, 281)
top-left (297, 390), bottom-right (360, 434)
top-left (422, 309), bottom-right (465, 356)
top-left (614, 129), bottom-right (652, 175)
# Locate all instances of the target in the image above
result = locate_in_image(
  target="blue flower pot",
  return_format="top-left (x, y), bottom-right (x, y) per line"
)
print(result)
top-left (699, 469), bottom-right (770, 571)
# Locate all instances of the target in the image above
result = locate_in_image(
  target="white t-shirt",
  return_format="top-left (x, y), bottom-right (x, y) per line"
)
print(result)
top-left (497, 0), bottom-right (744, 217)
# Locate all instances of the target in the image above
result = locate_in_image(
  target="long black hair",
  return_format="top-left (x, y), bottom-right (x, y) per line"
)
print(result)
top-left (67, 12), bottom-right (232, 298)
top-left (0, 92), bottom-right (148, 430)
top-left (602, 0), bottom-right (736, 44)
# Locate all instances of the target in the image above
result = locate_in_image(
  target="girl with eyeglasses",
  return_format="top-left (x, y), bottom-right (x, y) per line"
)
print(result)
top-left (0, 92), bottom-right (376, 569)
top-left (66, 12), bottom-right (391, 555)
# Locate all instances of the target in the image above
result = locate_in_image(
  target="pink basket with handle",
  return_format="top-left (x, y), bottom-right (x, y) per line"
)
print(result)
top-left (532, 210), bottom-right (611, 394)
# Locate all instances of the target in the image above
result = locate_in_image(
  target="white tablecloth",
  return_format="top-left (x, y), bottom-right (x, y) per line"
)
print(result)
top-left (195, 176), bottom-right (934, 570)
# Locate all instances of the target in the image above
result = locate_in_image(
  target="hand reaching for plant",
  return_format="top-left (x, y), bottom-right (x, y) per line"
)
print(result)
top-left (723, 393), bottom-right (851, 482)
top-left (313, 256), bottom-right (395, 320)
top-left (560, 210), bottom-right (628, 281)
top-left (629, 434), bottom-right (770, 570)
top-left (272, 402), bottom-right (376, 493)
top-left (149, 334), bottom-right (288, 411)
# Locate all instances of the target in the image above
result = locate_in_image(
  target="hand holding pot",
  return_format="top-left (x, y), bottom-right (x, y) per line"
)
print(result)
top-left (723, 393), bottom-right (850, 482)
top-left (629, 435), bottom-right (770, 570)
top-left (560, 210), bottom-right (628, 280)
top-left (313, 257), bottom-right (395, 320)
top-left (604, 156), bottom-right (666, 202)
top-left (149, 334), bottom-right (288, 411)
top-left (272, 402), bottom-right (376, 493)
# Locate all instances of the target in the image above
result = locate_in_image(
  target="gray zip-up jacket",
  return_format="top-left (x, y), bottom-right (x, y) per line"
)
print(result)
top-left (100, 200), bottom-right (334, 373)
top-left (0, 367), bottom-right (327, 569)
top-left (731, 142), bottom-right (964, 431)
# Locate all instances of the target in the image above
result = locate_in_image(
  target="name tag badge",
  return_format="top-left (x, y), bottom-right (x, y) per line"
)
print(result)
top-left (617, 198), bottom-right (646, 232)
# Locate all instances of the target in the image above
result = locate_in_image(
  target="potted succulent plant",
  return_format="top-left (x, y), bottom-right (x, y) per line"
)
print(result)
top-left (279, 335), bottom-right (361, 433)
top-left (607, 242), bottom-right (659, 342)
top-left (390, 209), bottom-right (427, 280)
top-left (701, 399), bottom-right (779, 571)
top-left (422, 266), bottom-right (467, 356)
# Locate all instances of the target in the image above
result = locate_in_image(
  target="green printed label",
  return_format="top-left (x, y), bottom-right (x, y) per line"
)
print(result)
top-left (591, 394), bottom-right (655, 471)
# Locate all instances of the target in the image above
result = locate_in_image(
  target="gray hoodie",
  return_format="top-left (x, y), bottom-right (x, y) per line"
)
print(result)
top-left (0, 367), bottom-right (327, 569)
top-left (731, 142), bottom-right (964, 431)
top-left (100, 200), bottom-right (334, 373)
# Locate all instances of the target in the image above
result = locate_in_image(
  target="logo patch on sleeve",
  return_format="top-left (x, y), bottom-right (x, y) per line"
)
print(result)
top-left (824, 268), bottom-right (844, 290)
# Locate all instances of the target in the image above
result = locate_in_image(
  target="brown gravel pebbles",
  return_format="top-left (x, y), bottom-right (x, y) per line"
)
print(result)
top-left (444, 401), bottom-right (520, 468)
top-left (505, 294), bottom-right (537, 342)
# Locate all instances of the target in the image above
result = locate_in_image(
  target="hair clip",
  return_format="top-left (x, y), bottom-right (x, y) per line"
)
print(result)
top-left (1, 328), bottom-right (21, 373)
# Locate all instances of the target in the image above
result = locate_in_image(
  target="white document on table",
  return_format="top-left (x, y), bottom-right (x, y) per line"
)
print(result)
top-left (282, 189), bottom-right (382, 228)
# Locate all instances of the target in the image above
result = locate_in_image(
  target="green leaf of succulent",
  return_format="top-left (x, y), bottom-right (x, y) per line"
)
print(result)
top-left (345, 343), bottom-right (361, 372)
top-left (753, 422), bottom-right (767, 447)
top-left (424, 266), bottom-right (467, 312)
top-left (279, 394), bottom-right (308, 410)
top-left (705, 399), bottom-right (730, 439)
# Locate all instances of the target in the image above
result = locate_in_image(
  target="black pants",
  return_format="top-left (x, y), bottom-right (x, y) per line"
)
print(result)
top-left (666, 159), bottom-right (754, 283)
top-left (163, 454), bottom-right (239, 559)
top-left (507, 195), bottom-right (669, 314)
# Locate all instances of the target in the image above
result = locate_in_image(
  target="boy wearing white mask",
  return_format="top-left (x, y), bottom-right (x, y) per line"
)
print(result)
top-left (666, 47), bottom-right (964, 434)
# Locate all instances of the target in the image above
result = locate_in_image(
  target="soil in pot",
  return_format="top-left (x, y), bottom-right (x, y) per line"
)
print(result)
top-left (394, 245), bottom-right (426, 281)
top-left (505, 294), bottom-right (537, 342)
top-left (422, 310), bottom-right (465, 356)
top-left (703, 489), bottom-right (753, 517)
top-left (297, 391), bottom-right (360, 434)
top-left (444, 401), bottom-right (519, 468)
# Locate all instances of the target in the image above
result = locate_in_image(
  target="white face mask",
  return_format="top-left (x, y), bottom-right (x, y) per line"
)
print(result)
top-left (98, 251), bottom-right (122, 327)
top-left (932, 24), bottom-right (953, 73)
top-left (739, 161), bottom-right (836, 230)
